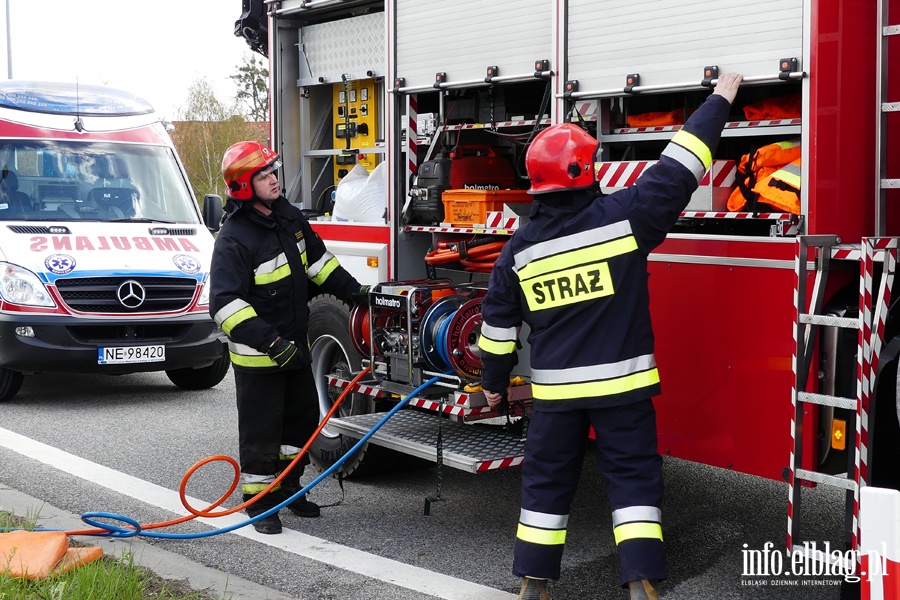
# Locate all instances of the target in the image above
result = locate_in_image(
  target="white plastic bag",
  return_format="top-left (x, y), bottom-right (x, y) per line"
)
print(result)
top-left (332, 163), bottom-right (386, 222)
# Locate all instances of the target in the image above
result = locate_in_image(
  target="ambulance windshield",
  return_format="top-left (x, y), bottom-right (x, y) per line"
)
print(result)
top-left (0, 140), bottom-right (200, 223)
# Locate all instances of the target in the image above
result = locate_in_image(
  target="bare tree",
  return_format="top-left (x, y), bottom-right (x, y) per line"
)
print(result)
top-left (171, 78), bottom-right (266, 203)
top-left (230, 53), bottom-right (270, 122)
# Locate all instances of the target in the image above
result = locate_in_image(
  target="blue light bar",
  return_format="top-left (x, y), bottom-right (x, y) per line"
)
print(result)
top-left (0, 81), bottom-right (155, 116)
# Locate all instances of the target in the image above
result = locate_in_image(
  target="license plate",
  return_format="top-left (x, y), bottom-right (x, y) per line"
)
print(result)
top-left (98, 345), bottom-right (166, 364)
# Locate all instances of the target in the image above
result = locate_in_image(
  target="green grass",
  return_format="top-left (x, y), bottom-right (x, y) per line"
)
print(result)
top-left (0, 511), bottom-right (220, 600)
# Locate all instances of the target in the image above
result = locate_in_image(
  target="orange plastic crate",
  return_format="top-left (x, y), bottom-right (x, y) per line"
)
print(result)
top-left (441, 189), bottom-right (531, 227)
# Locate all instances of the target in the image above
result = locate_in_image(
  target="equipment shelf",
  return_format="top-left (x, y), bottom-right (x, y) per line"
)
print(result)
top-left (327, 410), bottom-right (527, 473)
top-left (602, 118), bottom-right (802, 142)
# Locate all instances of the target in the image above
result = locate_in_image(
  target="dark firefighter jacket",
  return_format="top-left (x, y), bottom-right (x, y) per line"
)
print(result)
top-left (477, 94), bottom-right (732, 411)
top-left (209, 196), bottom-right (358, 372)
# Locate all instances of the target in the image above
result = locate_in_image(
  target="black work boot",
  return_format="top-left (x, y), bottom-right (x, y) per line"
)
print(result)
top-left (279, 459), bottom-right (321, 518)
top-left (518, 577), bottom-right (550, 600)
top-left (243, 492), bottom-right (282, 534)
top-left (627, 579), bottom-right (659, 600)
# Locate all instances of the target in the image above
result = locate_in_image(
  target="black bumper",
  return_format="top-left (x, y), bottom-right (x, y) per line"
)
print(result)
top-left (0, 312), bottom-right (227, 375)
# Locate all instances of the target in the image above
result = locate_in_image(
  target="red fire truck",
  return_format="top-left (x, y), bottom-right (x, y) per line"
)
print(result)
top-left (234, 0), bottom-right (899, 560)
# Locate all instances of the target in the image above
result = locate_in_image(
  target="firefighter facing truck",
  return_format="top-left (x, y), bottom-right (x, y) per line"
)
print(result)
top-left (479, 74), bottom-right (744, 600)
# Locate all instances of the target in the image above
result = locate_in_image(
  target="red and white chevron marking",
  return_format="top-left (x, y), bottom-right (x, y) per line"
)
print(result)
top-left (327, 377), bottom-right (387, 398)
top-left (854, 241), bottom-right (877, 550)
top-left (405, 225), bottom-right (515, 235)
top-left (681, 211), bottom-right (794, 219)
top-left (613, 118), bottom-right (801, 134)
top-left (476, 456), bottom-right (525, 472)
top-left (408, 96), bottom-right (418, 178)
top-left (575, 101), bottom-right (597, 121)
top-left (409, 397), bottom-right (469, 416)
top-left (596, 160), bottom-right (736, 188)
top-left (861, 487), bottom-right (900, 600)
top-left (485, 211), bottom-right (519, 229)
top-left (787, 237), bottom-right (802, 553)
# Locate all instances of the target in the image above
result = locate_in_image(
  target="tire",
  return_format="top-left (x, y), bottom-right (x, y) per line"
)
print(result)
top-left (0, 369), bottom-right (24, 402)
top-left (165, 352), bottom-right (231, 390)
top-left (307, 294), bottom-right (397, 477)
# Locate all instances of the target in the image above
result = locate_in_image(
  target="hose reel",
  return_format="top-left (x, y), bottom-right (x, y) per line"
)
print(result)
top-left (419, 295), bottom-right (483, 379)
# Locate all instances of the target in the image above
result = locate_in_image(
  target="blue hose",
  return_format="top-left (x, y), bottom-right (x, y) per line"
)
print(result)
top-left (44, 372), bottom-right (452, 539)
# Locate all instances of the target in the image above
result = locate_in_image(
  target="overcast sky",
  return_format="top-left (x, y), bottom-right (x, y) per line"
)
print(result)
top-left (0, 0), bottom-right (254, 119)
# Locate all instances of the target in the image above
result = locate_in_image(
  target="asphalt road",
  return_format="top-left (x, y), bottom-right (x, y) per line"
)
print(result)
top-left (0, 370), bottom-right (853, 599)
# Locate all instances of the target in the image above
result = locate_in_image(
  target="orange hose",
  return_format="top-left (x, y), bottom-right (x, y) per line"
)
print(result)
top-left (64, 366), bottom-right (372, 535)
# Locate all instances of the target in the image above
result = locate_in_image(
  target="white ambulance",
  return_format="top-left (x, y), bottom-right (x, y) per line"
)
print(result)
top-left (0, 80), bottom-right (229, 402)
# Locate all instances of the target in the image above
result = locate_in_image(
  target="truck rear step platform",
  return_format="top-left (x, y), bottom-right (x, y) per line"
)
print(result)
top-left (328, 410), bottom-right (526, 473)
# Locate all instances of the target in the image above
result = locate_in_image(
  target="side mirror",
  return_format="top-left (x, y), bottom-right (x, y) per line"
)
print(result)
top-left (202, 194), bottom-right (224, 233)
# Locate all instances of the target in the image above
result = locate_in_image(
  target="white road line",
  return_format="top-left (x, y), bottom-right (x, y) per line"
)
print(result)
top-left (0, 426), bottom-right (517, 600)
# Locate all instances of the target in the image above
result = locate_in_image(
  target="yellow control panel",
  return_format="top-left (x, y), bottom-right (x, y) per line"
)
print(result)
top-left (332, 78), bottom-right (379, 185)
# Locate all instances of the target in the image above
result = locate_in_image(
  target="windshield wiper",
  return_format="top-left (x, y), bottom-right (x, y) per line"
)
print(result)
top-left (109, 218), bottom-right (178, 224)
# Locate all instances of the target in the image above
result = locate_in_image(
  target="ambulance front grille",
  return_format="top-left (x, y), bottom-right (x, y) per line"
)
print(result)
top-left (55, 276), bottom-right (197, 313)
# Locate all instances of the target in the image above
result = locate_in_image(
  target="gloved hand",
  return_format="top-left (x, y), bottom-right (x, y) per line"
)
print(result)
top-left (350, 284), bottom-right (371, 307)
top-left (268, 337), bottom-right (299, 368)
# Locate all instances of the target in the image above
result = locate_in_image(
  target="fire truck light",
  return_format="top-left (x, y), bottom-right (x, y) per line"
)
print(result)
top-left (367, 257), bottom-right (379, 268)
top-left (831, 419), bottom-right (846, 451)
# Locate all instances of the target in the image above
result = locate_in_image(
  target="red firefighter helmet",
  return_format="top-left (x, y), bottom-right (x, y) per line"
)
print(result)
top-left (525, 123), bottom-right (598, 194)
top-left (221, 141), bottom-right (281, 201)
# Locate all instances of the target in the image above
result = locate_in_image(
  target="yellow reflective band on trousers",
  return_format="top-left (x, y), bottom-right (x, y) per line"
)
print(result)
top-left (532, 368), bottom-right (660, 400)
top-left (222, 305), bottom-right (257, 336)
top-left (242, 482), bottom-right (281, 495)
top-left (613, 522), bottom-right (663, 545)
top-left (517, 523), bottom-right (567, 546)
top-left (521, 261), bottom-right (614, 311)
top-left (477, 335), bottom-right (517, 355)
top-left (254, 262), bottom-right (291, 285)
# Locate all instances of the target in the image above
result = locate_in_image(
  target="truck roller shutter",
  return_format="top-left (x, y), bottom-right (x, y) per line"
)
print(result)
top-left (298, 12), bottom-right (386, 86)
top-left (568, 0), bottom-right (803, 93)
top-left (395, 0), bottom-right (552, 89)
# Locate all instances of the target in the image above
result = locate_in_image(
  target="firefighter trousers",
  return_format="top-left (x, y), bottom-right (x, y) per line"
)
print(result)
top-left (234, 365), bottom-right (319, 491)
top-left (513, 399), bottom-right (665, 585)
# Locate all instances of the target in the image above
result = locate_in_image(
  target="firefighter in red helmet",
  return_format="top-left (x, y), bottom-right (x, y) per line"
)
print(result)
top-left (209, 141), bottom-right (368, 535)
top-left (478, 73), bottom-right (743, 599)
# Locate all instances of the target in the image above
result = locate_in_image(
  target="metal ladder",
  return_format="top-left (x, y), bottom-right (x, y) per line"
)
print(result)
top-left (787, 236), bottom-right (897, 560)
top-left (789, 0), bottom-right (900, 560)
top-left (875, 0), bottom-right (899, 236)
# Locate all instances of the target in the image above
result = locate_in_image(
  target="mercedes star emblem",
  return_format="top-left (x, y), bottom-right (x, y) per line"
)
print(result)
top-left (116, 280), bottom-right (146, 309)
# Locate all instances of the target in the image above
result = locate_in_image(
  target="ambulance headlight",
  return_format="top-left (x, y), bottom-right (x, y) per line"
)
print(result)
top-left (0, 263), bottom-right (56, 307)
top-left (197, 274), bottom-right (211, 306)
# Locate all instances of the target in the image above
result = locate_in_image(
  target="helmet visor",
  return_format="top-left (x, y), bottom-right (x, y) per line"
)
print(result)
top-left (256, 158), bottom-right (283, 179)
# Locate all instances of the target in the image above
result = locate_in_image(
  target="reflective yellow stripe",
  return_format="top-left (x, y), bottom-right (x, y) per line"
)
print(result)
top-left (516, 236), bottom-right (637, 281)
top-left (517, 523), bottom-right (567, 546)
top-left (671, 130), bottom-right (712, 170)
top-left (521, 261), bottom-right (614, 311)
top-left (477, 335), bottom-right (517, 355)
top-left (254, 263), bottom-right (291, 285)
top-left (222, 305), bottom-right (257, 336)
top-left (613, 522), bottom-right (663, 544)
top-left (241, 482), bottom-right (281, 495)
top-left (229, 350), bottom-right (278, 368)
top-left (311, 256), bottom-right (340, 286)
top-left (532, 368), bottom-right (660, 400)
top-left (772, 163), bottom-right (801, 188)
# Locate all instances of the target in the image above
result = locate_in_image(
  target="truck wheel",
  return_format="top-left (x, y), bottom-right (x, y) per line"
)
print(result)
top-left (165, 353), bottom-right (230, 390)
top-left (0, 369), bottom-right (24, 402)
top-left (308, 294), bottom-right (395, 477)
